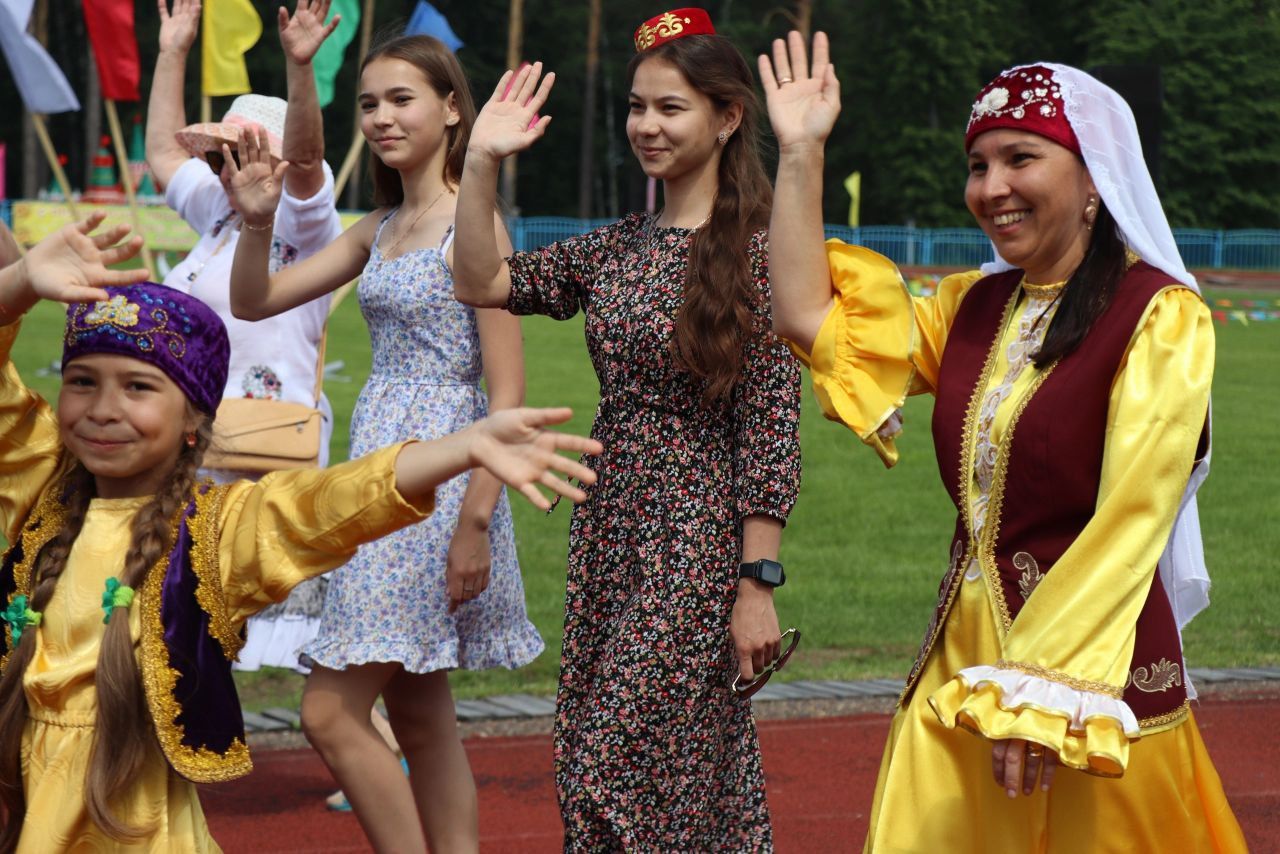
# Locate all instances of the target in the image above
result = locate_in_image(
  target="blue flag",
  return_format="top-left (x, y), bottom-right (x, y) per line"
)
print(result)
top-left (406, 1), bottom-right (463, 52)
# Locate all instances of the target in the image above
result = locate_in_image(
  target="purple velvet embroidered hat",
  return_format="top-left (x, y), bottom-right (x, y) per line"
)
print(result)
top-left (63, 283), bottom-right (229, 416)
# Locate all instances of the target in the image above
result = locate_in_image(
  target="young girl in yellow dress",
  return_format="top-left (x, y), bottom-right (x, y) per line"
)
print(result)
top-left (0, 216), bottom-right (599, 852)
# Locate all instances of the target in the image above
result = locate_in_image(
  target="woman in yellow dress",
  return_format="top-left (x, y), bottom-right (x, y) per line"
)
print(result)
top-left (759, 33), bottom-right (1247, 853)
top-left (0, 217), bottom-right (600, 852)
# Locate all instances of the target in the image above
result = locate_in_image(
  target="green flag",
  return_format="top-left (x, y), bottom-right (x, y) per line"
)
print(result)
top-left (844, 171), bottom-right (861, 228)
top-left (312, 0), bottom-right (361, 108)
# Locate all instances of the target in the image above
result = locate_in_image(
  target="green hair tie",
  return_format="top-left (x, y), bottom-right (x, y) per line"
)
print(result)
top-left (102, 578), bottom-right (135, 625)
top-left (2, 595), bottom-right (42, 645)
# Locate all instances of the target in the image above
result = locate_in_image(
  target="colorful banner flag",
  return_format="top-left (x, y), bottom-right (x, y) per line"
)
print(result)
top-left (0, 0), bottom-right (80, 113)
top-left (202, 0), bottom-right (263, 97)
top-left (82, 0), bottom-right (140, 100)
top-left (406, 1), bottom-right (463, 51)
top-left (312, 0), bottom-right (359, 108)
top-left (844, 170), bottom-right (861, 228)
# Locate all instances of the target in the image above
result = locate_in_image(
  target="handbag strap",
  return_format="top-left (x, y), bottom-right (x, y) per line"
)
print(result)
top-left (312, 324), bottom-right (328, 404)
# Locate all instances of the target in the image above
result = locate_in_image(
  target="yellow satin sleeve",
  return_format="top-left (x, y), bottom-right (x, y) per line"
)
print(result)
top-left (218, 443), bottom-right (435, 627)
top-left (0, 321), bottom-right (62, 543)
top-left (792, 241), bottom-right (983, 466)
top-left (929, 287), bottom-right (1214, 776)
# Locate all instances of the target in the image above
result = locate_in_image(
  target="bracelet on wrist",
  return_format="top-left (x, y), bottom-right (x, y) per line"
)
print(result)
top-left (240, 219), bottom-right (274, 233)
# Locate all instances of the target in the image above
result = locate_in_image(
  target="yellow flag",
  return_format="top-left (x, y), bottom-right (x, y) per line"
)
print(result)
top-left (202, 0), bottom-right (263, 97)
top-left (844, 171), bottom-right (861, 228)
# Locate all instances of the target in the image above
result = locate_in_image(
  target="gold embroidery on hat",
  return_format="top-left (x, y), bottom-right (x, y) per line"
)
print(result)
top-left (634, 12), bottom-right (691, 51)
top-left (83, 295), bottom-right (140, 328)
top-left (68, 301), bottom-right (188, 359)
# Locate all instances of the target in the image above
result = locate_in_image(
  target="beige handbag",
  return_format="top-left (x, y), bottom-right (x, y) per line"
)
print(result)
top-left (205, 332), bottom-right (327, 473)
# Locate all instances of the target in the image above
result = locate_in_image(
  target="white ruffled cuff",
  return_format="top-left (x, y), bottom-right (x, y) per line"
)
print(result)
top-left (951, 664), bottom-right (1140, 735)
top-left (928, 663), bottom-right (1140, 776)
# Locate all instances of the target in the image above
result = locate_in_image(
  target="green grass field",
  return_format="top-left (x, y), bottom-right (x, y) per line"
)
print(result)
top-left (7, 287), bottom-right (1278, 707)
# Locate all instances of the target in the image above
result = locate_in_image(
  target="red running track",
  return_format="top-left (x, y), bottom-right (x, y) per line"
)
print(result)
top-left (203, 696), bottom-right (1278, 852)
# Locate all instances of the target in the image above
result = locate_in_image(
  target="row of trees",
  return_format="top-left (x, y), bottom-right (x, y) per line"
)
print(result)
top-left (4, 0), bottom-right (1278, 228)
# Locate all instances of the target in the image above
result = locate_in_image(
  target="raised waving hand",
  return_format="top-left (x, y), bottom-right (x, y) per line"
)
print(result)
top-left (157, 0), bottom-right (201, 55)
top-left (469, 63), bottom-right (556, 162)
top-left (20, 213), bottom-right (149, 305)
top-left (758, 30), bottom-right (841, 150)
top-left (278, 0), bottom-right (340, 66)
top-left (224, 125), bottom-right (290, 228)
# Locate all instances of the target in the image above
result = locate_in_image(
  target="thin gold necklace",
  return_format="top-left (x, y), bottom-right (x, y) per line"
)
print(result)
top-left (382, 188), bottom-right (451, 258)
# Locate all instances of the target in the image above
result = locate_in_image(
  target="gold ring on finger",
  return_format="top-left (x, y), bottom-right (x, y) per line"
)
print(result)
top-left (777, 76), bottom-right (794, 85)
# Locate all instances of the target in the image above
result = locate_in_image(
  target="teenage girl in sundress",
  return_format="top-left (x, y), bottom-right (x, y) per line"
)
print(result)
top-left (227, 34), bottom-right (540, 853)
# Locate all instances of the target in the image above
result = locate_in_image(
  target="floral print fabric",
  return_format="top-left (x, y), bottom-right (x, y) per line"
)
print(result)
top-left (303, 215), bottom-right (544, 674)
top-left (507, 213), bottom-right (802, 850)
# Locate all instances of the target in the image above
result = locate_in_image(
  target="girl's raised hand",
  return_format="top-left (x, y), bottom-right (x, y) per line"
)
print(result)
top-left (225, 125), bottom-right (290, 229)
top-left (157, 0), bottom-right (201, 55)
top-left (22, 212), bottom-right (149, 304)
top-left (278, 0), bottom-right (340, 66)
top-left (469, 63), bottom-right (556, 162)
top-left (468, 407), bottom-right (601, 511)
top-left (758, 30), bottom-right (841, 150)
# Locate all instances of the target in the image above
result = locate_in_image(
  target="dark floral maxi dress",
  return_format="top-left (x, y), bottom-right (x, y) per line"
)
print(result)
top-left (506, 213), bottom-right (802, 850)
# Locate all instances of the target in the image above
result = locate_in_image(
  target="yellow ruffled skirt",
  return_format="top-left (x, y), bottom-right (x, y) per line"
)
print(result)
top-left (864, 570), bottom-right (1246, 853)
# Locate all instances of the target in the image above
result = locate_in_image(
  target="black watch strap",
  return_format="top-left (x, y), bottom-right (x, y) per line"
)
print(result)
top-left (738, 559), bottom-right (785, 588)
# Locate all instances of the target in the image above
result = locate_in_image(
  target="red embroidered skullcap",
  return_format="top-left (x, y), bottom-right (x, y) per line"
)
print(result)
top-left (634, 8), bottom-right (715, 53)
top-left (964, 65), bottom-right (1080, 155)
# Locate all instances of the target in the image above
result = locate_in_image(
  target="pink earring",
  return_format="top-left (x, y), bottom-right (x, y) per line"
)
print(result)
top-left (185, 432), bottom-right (197, 448)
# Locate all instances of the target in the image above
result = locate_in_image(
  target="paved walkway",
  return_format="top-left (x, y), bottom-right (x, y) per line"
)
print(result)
top-left (240, 666), bottom-right (1280, 731)
top-left (208, 684), bottom-right (1280, 852)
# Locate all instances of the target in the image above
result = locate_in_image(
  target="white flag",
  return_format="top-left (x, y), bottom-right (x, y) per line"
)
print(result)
top-left (0, 0), bottom-right (79, 114)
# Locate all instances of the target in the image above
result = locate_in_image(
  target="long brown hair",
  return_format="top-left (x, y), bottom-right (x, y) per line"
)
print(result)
top-left (361, 35), bottom-right (477, 207)
top-left (1032, 201), bottom-right (1128, 367)
top-left (0, 416), bottom-right (212, 849)
top-left (626, 36), bottom-right (773, 403)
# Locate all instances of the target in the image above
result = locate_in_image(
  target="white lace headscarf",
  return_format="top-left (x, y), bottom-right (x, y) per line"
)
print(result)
top-left (976, 63), bottom-right (1212, 687)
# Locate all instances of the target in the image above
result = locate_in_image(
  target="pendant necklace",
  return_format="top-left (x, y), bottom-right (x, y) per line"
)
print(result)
top-left (382, 187), bottom-right (451, 259)
top-left (186, 215), bottom-right (243, 283)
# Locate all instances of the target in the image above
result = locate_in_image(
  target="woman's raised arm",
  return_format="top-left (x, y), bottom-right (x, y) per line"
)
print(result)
top-left (760, 31), bottom-right (842, 353)
top-left (454, 63), bottom-right (555, 308)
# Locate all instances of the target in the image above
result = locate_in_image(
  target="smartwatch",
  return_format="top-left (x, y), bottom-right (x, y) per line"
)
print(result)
top-left (738, 559), bottom-right (786, 588)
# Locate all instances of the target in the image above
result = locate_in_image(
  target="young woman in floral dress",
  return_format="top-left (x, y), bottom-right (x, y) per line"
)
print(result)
top-left (228, 34), bottom-right (541, 854)
top-left (453, 10), bottom-right (802, 850)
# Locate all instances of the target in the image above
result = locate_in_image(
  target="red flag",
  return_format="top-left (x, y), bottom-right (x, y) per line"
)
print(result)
top-left (82, 0), bottom-right (140, 101)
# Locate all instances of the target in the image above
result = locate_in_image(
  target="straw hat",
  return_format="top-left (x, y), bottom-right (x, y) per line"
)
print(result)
top-left (174, 94), bottom-right (287, 162)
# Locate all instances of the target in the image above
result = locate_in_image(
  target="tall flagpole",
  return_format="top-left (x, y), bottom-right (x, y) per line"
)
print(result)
top-left (500, 0), bottom-right (523, 210)
top-left (103, 100), bottom-right (154, 271)
top-left (30, 115), bottom-right (78, 220)
top-left (577, 0), bottom-right (601, 219)
top-left (329, 0), bottom-right (377, 315)
top-left (334, 0), bottom-right (376, 200)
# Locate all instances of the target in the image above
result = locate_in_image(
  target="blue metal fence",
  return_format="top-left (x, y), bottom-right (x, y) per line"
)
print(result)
top-left (505, 216), bottom-right (1280, 270)
top-left (4, 201), bottom-right (1276, 269)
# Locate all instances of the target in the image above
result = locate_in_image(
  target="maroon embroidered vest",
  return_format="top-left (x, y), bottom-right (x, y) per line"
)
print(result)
top-left (903, 263), bottom-right (1196, 731)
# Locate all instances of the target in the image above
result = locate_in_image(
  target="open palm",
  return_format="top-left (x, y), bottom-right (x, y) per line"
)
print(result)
top-left (759, 30), bottom-right (842, 149)
top-left (157, 0), bottom-right (201, 54)
top-left (25, 213), bottom-right (149, 304)
top-left (278, 0), bottom-right (339, 65)
top-left (470, 408), bottom-right (601, 511)
top-left (225, 127), bottom-right (288, 226)
top-left (470, 63), bottom-right (556, 161)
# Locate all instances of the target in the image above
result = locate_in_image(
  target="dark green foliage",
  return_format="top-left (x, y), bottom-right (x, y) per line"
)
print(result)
top-left (1, 1), bottom-right (1276, 227)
